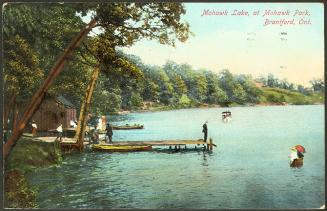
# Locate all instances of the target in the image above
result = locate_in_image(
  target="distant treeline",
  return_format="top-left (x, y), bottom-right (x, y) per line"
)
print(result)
top-left (89, 53), bottom-right (325, 114)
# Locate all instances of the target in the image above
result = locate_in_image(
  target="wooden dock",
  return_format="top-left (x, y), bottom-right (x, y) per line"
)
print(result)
top-left (58, 138), bottom-right (216, 152)
top-left (95, 139), bottom-right (217, 151)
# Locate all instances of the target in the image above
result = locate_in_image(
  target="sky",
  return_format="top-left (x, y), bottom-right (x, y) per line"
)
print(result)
top-left (82, 3), bottom-right (324, 86)
top-left (118, 3), bottom-right (324, 86)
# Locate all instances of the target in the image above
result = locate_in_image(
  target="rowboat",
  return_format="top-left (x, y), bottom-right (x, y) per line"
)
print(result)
top-left (290, 157), bottom-right (303, 167)
top-left (111, 124), bottom-right (144, 130)
top-left (92, 144), bottom-right (152, 152)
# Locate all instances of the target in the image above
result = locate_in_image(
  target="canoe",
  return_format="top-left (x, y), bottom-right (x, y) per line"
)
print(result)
top-left (92, 144), bottom-right (152, 152)
top-left (111, 125), bottom-right (144, 130)
top-left (290, 157), bottom-right (303, 167)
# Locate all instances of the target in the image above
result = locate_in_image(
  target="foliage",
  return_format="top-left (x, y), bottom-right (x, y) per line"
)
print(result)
top-left (310, 78), bottom-right (325, 92)
top-left (4, 35), bottom-right (44, 99)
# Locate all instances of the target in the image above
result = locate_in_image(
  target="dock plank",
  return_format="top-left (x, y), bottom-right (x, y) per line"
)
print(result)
top-left (100, 139), bottom-right (207, 146)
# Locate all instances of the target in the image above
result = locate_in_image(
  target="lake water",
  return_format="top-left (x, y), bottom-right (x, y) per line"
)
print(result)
top-left (27, 105), bottom-right (325, 209)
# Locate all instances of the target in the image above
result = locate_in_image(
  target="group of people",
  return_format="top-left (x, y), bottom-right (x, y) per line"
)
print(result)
top-left (31, 119), bottom-right (114, 144)
top-left (89, 123), bottom-right (113, 144)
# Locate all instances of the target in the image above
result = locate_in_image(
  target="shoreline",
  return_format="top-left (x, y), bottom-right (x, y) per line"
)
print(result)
top-left (112, 102), bottom-right (324, 115)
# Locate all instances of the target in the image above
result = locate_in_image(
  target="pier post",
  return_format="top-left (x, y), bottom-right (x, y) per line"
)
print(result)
top-left (209, 138), bottom-right (213, 151)
top-left (169, 146), bottom-right (172, 150)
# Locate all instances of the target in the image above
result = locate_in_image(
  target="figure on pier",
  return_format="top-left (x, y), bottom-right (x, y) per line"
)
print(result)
top-left (56, 123), bottom-right (63, 142)
top-left (106, 123), bottom-right (113, 143)
top-left (31, 121), bottom-right (37, 137)
top-left (90, 125), bottom-right (100, 144)
top-left (202, 120), bottom-right (208, 142)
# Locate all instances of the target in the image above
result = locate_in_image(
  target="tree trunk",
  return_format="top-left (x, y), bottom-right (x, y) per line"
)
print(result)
top-left (4, 18), bottom-right (98, 160)
top-left (12, 103), bottom-right (19, 133)
top-left (3, 94), bottom-right (16, 130)
top-left (74, 66), bottom-right (100, 150)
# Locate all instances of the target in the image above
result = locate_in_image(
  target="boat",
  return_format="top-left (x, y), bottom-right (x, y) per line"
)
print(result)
top-left (222, 111), bottom-right (232, 121)
top-left (290, 157), bottom-right (303, 168)
top-left (111, 124), bottom-right (144, 130)
top-left (92, 144), bottom-right (152, 152)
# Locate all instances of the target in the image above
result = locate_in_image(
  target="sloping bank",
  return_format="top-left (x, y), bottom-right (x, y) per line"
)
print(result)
top-left (4, 136), bottom-right (62, 208)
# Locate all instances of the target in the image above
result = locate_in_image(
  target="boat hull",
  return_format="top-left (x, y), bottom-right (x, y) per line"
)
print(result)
top-left (92, 144), bottom-right (152, 152)
top-left (112, 125), bottom-right (144, 130)
top-left (290, 157), bottom-right (304, 167)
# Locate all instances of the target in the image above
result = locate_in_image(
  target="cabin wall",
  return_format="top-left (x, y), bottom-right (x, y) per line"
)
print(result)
top-left (31, 99), bottom-right (76, 131)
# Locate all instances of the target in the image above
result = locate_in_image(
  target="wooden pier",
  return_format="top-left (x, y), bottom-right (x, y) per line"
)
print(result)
top-left (93, 138), bottom-right (217, 151)
top-left (58, 138), bottom-right (216, 152)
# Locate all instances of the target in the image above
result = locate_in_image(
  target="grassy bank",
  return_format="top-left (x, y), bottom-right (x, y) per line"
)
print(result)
top-left (124, 88), bottom-right (324, 113)
top-left (260, 88), bottom-right (324, 105)
top-left (4, 137), bottom-right (62, 208)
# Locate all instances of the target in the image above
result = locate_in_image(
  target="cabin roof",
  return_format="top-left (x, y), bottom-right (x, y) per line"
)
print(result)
top-left (56, 95), bottom-right (75, 108)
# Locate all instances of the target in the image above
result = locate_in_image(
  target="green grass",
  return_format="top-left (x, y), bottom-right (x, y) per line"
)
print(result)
top-left (5, 137), bottom-right (62, 208)
top-left (6, 137), bottom-right (62, 173)
top-left (260, 87), bottom-right (324, 105)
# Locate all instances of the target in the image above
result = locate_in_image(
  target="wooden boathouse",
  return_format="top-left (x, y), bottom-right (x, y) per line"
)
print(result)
top-left (31, 95), bottom-right (77, 131)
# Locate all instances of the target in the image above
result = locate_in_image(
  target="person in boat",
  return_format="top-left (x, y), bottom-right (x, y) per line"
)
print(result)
top-left (56, 123), bottom-right (63, 142)
top-left (297, 149), bottom-right (304, 158)
top-left (90, 125), bottom-right (100, 144)
top-left (202, 120), bottom-right (208, 142)
top-left (31, 120), bottom-right (37, 137)
top-left (106, 123), bottom-right (113, 143)
top-left (289, 147), bottom-right (298, 162)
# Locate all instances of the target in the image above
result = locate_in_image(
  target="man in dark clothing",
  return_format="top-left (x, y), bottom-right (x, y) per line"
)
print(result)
top-left (202, 121), bottom-right (208, 142)
top-left (106, 123), bottom-right (113, 143)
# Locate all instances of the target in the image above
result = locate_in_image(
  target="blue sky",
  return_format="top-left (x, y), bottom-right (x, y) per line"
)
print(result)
top-left (120, 3), bottom-right (324, 86)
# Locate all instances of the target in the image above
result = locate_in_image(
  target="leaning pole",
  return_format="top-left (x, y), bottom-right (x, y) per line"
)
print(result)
top-left (4, 18), bottom-right (98, 159)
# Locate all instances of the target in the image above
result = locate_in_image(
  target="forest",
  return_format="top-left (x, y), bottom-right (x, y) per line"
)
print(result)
top-left (90, 55), bottom-right (324, 114)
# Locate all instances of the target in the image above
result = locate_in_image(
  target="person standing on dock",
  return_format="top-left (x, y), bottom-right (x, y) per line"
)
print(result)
top-left (202, 120), bottom-right (208, 142)
top-left (91, 125), bottom-right (100, 144)
top-left (106, 123), bottom-right (113, 143)
top-left (56, 123), bottom-right (63, 142)
top-left (31, 121), bottom-right (37, 137)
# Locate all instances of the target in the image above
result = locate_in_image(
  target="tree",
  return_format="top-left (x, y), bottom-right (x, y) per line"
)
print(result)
top-left (297, 85), bottom-right (311, 95)
top-left (236, 74), bottom-right (261, 103)
top-left (266, 73), bottom-right (279, 88)
top-left (178, 94), bottom-right (191, 108)
top-left (3, 35), bottom-right (44, 130)
top-left (310, 78), bottom-right (325, 92)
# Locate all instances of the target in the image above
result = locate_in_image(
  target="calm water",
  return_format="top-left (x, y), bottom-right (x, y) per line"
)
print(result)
top-left (27, 105), bottom-right (325, 209)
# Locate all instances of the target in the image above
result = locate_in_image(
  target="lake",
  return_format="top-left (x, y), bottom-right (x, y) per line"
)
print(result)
top-left (27, 105), bottom-right (325, 209)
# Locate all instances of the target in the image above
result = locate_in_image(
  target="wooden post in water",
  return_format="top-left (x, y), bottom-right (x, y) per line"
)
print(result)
top-left (209, 138), bottom-right (213, 151)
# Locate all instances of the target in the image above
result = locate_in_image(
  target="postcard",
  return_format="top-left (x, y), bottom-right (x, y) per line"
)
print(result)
top-left (2, 1), bottom-right (325, 209)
